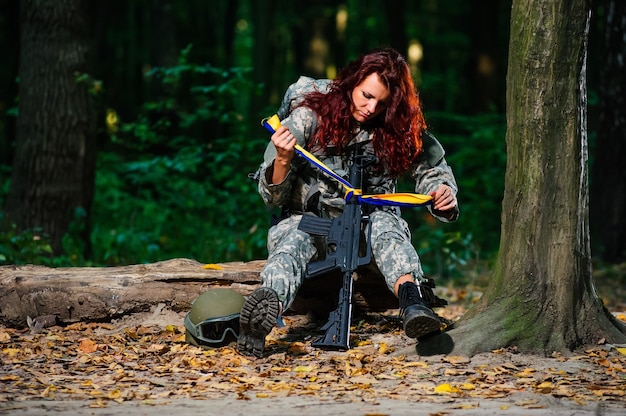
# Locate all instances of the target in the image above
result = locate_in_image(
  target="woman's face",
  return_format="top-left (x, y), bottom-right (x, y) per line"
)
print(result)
top-left (350, 72), bottom-right (390, 123)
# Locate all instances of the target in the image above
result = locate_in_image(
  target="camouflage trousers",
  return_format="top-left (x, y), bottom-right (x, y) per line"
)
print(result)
top-left (260, 209), bottom-right (426, 311)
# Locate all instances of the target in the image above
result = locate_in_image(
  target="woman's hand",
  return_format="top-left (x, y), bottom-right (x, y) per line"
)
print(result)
top-left (272, 126), bottom-right (297, 161)
top-left (430, 184), bottom-right (457, 213)
top-left (270, 126), bottom-right (297, 184)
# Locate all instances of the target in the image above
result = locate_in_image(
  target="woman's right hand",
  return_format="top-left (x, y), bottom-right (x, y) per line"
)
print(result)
top-left (272, 126), bottom-right (297, 162)
top-left (270, 126), bottom-right (296, 184)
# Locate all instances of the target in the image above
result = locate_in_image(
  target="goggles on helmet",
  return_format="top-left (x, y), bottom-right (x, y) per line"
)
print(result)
top-left (184, 312), bottom-right (240, 345)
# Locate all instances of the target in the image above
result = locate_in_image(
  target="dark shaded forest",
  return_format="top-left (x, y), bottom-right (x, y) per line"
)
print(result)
top-left (0, 0), bottom-right (623, 283)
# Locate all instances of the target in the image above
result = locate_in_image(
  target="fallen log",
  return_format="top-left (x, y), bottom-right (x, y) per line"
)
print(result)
top-left (0, 258), bottom-right (397, 328)
top-left (0, 259), bottom-right (264, 328)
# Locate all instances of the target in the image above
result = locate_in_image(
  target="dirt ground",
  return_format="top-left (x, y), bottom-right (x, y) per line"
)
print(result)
top-left (4, 394), bottom-right (618, 416)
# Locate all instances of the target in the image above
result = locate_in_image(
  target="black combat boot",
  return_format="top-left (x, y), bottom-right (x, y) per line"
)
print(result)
top-left (237, 287), bottom-right (280, 358)
top-left (398, 281), bottom-right (443, 339)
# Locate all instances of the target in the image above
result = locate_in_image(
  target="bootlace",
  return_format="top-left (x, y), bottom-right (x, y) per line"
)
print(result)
top-left (399, 282), bottom-right (422, 312)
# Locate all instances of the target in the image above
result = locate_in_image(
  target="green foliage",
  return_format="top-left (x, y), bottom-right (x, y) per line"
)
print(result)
top-left (0, 167), bottom-right (55, 265)
top-left (90, 46), bottom-right (270, 265)
top-left (401, 112), bottom-right (506, 280)
top-left (430, 111), bottom-right (506, 255)
top-left (0, 213), bottom-right (53, 265)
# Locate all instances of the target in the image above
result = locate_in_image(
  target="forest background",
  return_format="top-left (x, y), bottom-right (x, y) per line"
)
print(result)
top-left (0, 0), bottom-right (622, 287)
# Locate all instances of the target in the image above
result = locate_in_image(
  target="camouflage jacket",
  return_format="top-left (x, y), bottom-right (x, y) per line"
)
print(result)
top-left (257, 76), bottom-right (459, 222)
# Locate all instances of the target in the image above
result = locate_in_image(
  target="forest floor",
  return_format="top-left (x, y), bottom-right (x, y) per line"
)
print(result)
top-left (1, 265), bottom-right (625, 416)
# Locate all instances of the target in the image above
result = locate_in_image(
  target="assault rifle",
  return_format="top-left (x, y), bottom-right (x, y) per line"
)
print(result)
top-left (297, 145), bottom-right (374, 350)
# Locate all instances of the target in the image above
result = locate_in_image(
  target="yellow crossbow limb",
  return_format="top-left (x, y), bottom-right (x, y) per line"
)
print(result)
top-left (262, 114), bottom-right (432, 207)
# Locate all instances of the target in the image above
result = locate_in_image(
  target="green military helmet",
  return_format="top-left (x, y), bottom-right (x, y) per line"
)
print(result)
top-left (184, 288), bottom-right (245, 348)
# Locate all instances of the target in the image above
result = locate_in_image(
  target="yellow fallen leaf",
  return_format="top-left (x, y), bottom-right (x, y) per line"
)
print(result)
top-left (535, 381), bottom-right (553, 393)
top-left (293, 365), bottom-right (314, 373)
top-left (378, 342), bottom-right (393, 354)
top-left (616, 347), bottom-right (626, 355)
top-left (434, 383), bottom-right (461, 394)
top-left (108, 389), bottom-right (122, 399)
top-left (1, 348), bottom-right (20, 358)
top-left (202, 263), bottom-right (223, 270)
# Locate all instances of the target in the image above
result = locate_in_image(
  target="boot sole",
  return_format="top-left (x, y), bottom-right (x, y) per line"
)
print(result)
top-left (403, 309), bottom-right (442, 340)
top-left (237, 287), bottom-right (279, 358)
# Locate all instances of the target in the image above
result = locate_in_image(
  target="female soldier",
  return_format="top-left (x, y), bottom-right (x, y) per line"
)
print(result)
top-left (238, 48), bottom-right (459, 357)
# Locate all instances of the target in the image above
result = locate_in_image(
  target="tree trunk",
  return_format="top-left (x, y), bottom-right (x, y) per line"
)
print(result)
top-left (423, 0), bottom-right (626, 357)
top-left (4, 0), bottom-right (97, 256)
top-left (0, 259), bottom-right (397, 328)
top-left (590, 0), bottom-right (626, 262)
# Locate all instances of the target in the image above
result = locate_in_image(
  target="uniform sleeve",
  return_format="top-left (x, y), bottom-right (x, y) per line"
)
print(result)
top-left (411, 157), bottom-right (460, 223)
top-left (257, 106), bottom-right (318, 207)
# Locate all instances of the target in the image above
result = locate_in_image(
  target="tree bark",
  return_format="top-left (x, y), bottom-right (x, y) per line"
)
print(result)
top-left (422, 0), bottom-right (626, 357)
top-left (4, 0), bottom-right (97, 256)
top-left (0, 259), bottom-right (397, 328)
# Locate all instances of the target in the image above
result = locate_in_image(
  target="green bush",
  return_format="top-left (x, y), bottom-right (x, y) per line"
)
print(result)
top-left (90, 46), bottom-right (269, 265)
top-left (0, 213), bottom-right (53, 265)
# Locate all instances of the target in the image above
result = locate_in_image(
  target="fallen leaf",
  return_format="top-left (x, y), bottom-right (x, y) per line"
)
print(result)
top-left (1, 347), bottom-right (20, 358)
top-left (79, 338), bottom-right (98, 354)
top-left (535, 381), bottom-right (553, 393)
top-left (443, 355), bottom-right (470, 365)
top-left (434, 383), bottom-right (461, 394)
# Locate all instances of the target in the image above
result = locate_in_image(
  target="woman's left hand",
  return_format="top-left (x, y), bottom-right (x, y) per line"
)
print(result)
top-left (430, 184), bottom-right (457, 212)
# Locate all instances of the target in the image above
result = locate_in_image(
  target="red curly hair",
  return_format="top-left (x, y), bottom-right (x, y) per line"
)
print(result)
top-left (298, 48), bottom-right (426, 177)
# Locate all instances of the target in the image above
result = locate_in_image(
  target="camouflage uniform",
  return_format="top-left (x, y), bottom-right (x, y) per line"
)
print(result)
top-left (257, 76), bottom-right (459, 310)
